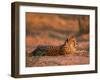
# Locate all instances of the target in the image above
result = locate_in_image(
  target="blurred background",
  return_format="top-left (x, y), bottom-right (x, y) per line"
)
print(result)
top-left (26, 12), bottom-right (89, 54)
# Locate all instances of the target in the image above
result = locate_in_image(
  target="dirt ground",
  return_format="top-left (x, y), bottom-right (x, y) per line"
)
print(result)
top-left (26, 53), bottom-right (89, 67)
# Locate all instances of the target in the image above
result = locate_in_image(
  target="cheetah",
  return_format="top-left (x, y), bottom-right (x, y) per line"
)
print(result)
top-left (32, 35), bottom-right (78, 56)
top-left (60, 36), bottom-right (78, 55)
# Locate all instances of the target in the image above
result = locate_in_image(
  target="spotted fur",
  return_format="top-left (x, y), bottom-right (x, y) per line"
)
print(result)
top-left (32, 35), bottom-right (78, 56)
top-left (60, 36), bottom-right (78, 55)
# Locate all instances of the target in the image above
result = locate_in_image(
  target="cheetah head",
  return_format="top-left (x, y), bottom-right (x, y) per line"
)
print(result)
top-left (63, 35), bottom-right (78, 54)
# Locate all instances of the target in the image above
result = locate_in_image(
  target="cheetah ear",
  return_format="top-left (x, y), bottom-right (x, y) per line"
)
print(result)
top-left (64, 38), bottom-right (68, 45)
top-left (68, 35), bottom-right (75, 40)
top-left (66, 38), bottom-right (68, 42)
